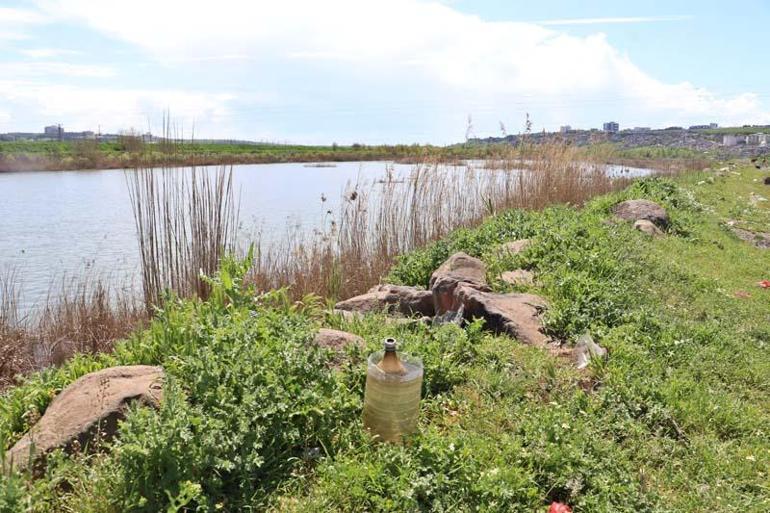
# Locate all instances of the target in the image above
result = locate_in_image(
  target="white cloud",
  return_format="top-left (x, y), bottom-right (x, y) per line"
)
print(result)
top-left (535, 15), bottom-right (692, 26)
top-left (0, 7), bottom-right (47, 24)
top-left (0, 80), bottom-right (237, 134)
top-left (19, 48), bottom-right (82, 58)
top-left (17, 0), bottom-right (770, 138)
top-left (0, 61), bottom-right (115, 78)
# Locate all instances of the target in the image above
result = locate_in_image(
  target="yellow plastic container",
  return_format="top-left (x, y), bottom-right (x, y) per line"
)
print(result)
top-left (362, 339), bottom-right (423, 443)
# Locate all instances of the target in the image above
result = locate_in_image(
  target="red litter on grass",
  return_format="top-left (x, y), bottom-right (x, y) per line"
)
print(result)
top-left (549, 503), bottom-right (573, 513)
top-left (759, 280), bottom-right (770, 289)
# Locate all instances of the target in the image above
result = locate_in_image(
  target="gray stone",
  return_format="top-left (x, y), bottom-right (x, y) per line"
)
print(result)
top-left (429, 252), bottom-right (490, 314)
top-left (612, 199), bottom-right (669, 227)
top-left (5, 365), bottom-right (163, 473)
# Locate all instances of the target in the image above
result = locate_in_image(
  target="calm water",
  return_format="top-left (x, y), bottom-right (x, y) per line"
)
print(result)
top-left (0, 161), bottom-right (652, 313)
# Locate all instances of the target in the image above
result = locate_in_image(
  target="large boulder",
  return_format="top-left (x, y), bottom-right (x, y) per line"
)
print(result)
top-left (454, 284), bottom-right (549, 346)
top-left (5, 365), bottom-right (163, 473)
top-left (429, 252), bottom-right (490, 314)
top-left (612, 199), bottom-right (669, 227)
top-left (334, 284), bottom-right (434, 316)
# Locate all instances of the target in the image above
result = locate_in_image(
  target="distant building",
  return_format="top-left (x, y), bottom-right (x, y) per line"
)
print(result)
top-left (747, 133), bottom-right (767, 146)
top-left (689, 123), bottom-right (719, 130)
top-left (723, 134), bottom-right (746, 146)
top-left (602, 122), bottom-right (619, 133)
top-left (559, 125), bottom-right (571, 134)
top-left (632, 127), bottom-right (651, 132)
top-left (710, 123), bottom-right (719, 129)
top-left (43, 125), bottom-right (61, 138)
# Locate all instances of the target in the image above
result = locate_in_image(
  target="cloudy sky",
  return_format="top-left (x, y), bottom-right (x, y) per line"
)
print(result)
top-left (1, 0), bottom-right (768, 143)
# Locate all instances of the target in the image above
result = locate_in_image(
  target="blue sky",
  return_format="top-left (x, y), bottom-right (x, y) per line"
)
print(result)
top-left (0, 0), bottom-right (768, 143)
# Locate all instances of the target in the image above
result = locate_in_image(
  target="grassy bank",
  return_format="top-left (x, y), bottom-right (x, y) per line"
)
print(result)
top-left (0, 139), bottom-right (708, 173)
top-left (0, 140), bottom-right (506, 172)
top-left (1, 163), bottom-right (768, 511)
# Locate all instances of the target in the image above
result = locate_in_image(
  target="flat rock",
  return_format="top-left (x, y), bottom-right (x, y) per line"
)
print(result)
top-left (633, 219), bottom-right (663, 236)
top-left (500, 239), bottom-right (532, 255)
top-left (334, 284), bottom-right (434, 316)
top-left (5, 365), bottom-right (163, 473)
top-left (500, 269), bottom-right (535, 286)
top-left (612, 199), bottom-right (669, 227)
top-left (454, 284), bottom-right (549, 346)
top-left (429, 252), bottom-right (490, 314)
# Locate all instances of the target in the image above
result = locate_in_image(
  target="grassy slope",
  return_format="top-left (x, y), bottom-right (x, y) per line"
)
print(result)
top-left (1, 166), bottom-right (769, 512)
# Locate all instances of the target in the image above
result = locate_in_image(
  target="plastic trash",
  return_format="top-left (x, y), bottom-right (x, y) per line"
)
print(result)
top-left (548, 502), bottom-right (572, 513)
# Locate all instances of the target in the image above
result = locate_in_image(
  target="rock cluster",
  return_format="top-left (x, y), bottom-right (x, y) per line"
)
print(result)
top-left (333, 249), bottom-right (549, 346)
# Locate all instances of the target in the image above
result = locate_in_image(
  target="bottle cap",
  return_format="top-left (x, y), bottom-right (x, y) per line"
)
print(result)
top-left (383, 338), bottom-right (397, 352)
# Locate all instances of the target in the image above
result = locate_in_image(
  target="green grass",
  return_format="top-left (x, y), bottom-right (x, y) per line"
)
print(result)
top-left (697, 126), bottom-right (770, 135)
top-left (1, 167), bottom-right (769, 512)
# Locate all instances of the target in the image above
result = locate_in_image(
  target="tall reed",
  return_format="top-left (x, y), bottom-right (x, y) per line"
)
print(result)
top-left (126, 166), bottom-right (239, 309)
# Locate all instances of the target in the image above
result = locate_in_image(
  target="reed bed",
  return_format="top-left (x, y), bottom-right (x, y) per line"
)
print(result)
top-left (249, 143), bottom-right (633, 300)
top-left (0, 272), bottom-right (144, 389)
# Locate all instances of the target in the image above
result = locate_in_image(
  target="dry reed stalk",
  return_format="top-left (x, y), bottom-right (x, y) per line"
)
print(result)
top-left (126, 165), bottom-right (239, 310)
top-left (0, 271), bottom-right (145, 389)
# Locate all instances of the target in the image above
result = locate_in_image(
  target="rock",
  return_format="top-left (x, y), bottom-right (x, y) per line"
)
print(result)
top-left (313, 328), bottom-right (364, 352)
top-left (454, 284), bottom-right (549, 346)
top-left (633, 219), bottom-right (663, 236)
top-left (500, 239), bottom-right (532, 255)
top-left (313, 328), bottom-right (365, 366)
top-left (764, 176), bottom-right (770, 185)
top-left (730, 227), bottom-right (770, 249)
top-left (334, 284), bottom-right (434, 316)
top-left (429, 252), bottom-right (490, 314)
top-left (500, 269), bottom-right (535, 286)
top-left (5, 365), bottom-right (163, 473)
top-left (573, 334), bottom-right (608, 370)
top-left (612, 199), bottom-right (669, 227)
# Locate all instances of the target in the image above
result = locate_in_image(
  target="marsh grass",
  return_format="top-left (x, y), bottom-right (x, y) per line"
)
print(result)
top-left (0, 272), bottom-right (144, 389)
top-left (249, 143), bottom-right (634, 301)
